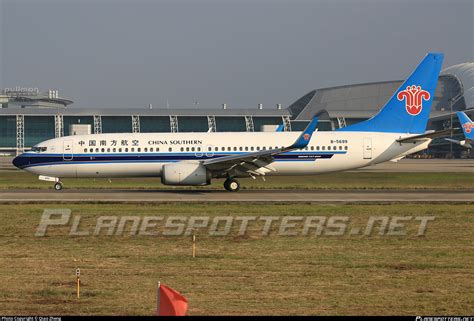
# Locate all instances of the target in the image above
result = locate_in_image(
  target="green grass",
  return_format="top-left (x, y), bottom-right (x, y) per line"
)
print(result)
top-left (0, 203), bottom-right (472, 315)
top-left (0, 170), bottom-right (473, 190)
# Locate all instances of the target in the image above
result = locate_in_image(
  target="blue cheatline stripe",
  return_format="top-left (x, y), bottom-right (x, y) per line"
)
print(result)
top-left (15, 151), bottom-right (346, 169)
top-left (23, 151), bottom-right (346, 157)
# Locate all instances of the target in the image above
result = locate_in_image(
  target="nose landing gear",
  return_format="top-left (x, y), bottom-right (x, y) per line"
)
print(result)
top-left (39, 176), bottom-right (63, 191)
top-left (54, 182), bottom-right (64, 191)
top-left (224, 178), bottom-right (240, 192)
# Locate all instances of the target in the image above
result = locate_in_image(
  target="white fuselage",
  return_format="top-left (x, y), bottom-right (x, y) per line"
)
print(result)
top-left (15, 131), bottom-right (430, 178)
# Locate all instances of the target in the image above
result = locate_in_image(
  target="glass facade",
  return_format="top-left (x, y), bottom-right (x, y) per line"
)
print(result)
top-left (0, 116), bottom-right (17, 148)
top-left (253, 117), bottom-right (284, 132)
top-left (24, 116), bottom-right (55, 147)
top-left (102, 116), bottom-right (132, 133)
top-left (0, 114), bottom-right (369, 150)
top-left (290, 120), bottom-right (332, 131)
top-left (178, 116), bottom-right (209, 132)
top-left (290, 120), bottom-right (309, 131)
top-left (215, 117), bottom-right (247, 132)
top-left (140, 116), bottom-right (171, 133)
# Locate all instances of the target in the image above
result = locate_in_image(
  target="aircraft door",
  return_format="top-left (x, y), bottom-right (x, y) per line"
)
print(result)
top-left (63, 140), bottom-right (74, 160)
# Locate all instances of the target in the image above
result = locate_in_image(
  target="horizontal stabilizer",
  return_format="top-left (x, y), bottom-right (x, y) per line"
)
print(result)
top-left (445, 138), bottom-right (472, 148)
top-left (396, 129), bottom-right (455, 143)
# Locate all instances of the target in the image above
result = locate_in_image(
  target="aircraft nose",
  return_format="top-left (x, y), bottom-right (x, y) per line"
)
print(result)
top-left (12, 155), bottom-right (25, 169)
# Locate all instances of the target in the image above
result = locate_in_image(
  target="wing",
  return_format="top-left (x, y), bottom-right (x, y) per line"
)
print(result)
top-left (202, 115), bottom-right (319, 177)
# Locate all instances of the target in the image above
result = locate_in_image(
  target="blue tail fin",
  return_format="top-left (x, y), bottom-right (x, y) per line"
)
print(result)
top-left (457, 111), bottom-right (474, 140)
top-left (339, 53), bottom-right (444, 134)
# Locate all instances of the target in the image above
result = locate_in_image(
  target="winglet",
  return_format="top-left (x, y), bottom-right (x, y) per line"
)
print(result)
top-left (290, 115), bottom-right (318, 149)
top-left (456, 111), bottom-right (474, 140)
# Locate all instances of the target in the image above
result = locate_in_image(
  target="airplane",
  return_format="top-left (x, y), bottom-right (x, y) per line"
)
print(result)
top-left (13, 52), bottom-right (448, 192)
top-left (445, 111), bottom-right (473, 149)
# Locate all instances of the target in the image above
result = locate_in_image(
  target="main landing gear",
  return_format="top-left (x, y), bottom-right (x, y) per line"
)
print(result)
top-left (224, 178), bottom-right (240, 192)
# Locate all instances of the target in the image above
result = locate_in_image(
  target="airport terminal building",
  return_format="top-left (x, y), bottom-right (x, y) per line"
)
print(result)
top-left (1, 62), bottom-right (473, 157)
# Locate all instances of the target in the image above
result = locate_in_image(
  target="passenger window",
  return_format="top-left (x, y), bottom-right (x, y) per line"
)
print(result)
top-left (180, 147), bottom-right (184, 152)
top-left (345, 146), bottom-right (348, 150)
top-left (113, 148), bottom-right (117, 152)
top-left (233, 147), bottom-right (237, 151)
top-left (191, 147), bottom-right (195, 152)
top-left (84, 148), bottom-right (87, 153)
top-left (322, 146), bottom-right (325, 150)
top-left (107, 148), bottom-right (111, 152)
top-left (101, 148), bottom-right (105, 153)
top-left (239, 147), bottom-right (243, 151)
top-left (137, 148), bottom-right (141, 152)
top-left (118, 148), bottom-right (122, 153)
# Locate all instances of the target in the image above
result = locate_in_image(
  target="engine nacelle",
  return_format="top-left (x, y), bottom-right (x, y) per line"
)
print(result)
top-left (161, 163), bottom-right (211, 186)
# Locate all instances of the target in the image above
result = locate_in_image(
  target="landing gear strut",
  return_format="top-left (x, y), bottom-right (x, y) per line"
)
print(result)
top-left (54, 182), bottom-right (63, 191)
top-left (224, 178), bottom-right (240, 192)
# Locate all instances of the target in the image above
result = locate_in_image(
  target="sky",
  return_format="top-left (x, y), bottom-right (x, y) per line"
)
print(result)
top-left (0, 0), bottom-right (473, 109)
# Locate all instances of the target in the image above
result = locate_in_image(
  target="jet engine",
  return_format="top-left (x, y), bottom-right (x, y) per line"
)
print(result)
top-left (161, 163), bottom-right (211, 186)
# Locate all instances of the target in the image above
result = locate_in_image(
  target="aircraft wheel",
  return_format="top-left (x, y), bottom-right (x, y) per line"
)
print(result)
top-left (54, 182), bottom-right (63, 191)
top-left (224, 178), bottom-right (240, 192)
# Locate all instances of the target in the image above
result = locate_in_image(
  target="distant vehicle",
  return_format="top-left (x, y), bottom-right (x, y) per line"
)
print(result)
top-left (445, 111), bottom-right (473, 149)
top-left (13, 53), bottom-right (449, 192)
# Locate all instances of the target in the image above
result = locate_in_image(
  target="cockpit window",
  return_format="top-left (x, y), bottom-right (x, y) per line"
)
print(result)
top-left (31, 146), bottom-right (48, 153)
